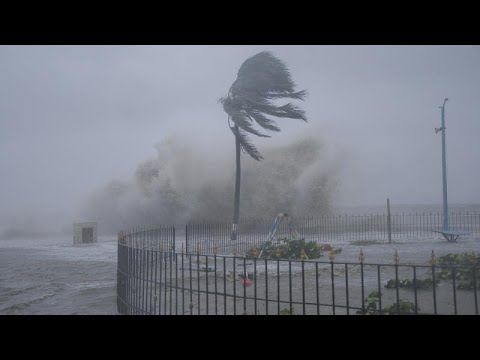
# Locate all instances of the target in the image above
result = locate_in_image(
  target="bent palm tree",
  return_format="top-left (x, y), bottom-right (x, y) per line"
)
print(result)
top-left (220, 51), bottom-right (308, 240)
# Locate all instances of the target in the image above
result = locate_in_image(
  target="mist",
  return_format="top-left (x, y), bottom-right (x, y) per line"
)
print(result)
top-left (80, 135), bottom-right (344, 234)
top-left (1, 45), bottom-right (480, 238)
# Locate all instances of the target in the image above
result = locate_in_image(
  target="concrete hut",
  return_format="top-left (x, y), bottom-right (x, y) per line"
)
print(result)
top-left (73, 222), bottom-right (97, 244)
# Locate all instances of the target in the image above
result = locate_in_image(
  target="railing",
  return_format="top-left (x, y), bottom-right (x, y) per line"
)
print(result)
top-left (117, 227), bottom-right (480, 315)
top-left (186, 212), bottom-right (480, 255)
top-left (117, 226), bottom-right (175, 315)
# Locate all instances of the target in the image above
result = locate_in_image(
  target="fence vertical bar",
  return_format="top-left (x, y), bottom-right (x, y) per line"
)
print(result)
top-left (134, 247), bottom-right (138, 315)
top-left (189, 252), bottom-right (192, 315)
top-left (182, 246), bottom-right (185, 315)
top-left (214, 251), bottom-right (218, 315)
top-left (158, 247), bottom-right (163, 315)
top-left (169, 247), bottom-right (173, 315)
top-left (164, 246), bottom-right (168, 315)
top-left (197, 251), bottom-right (200, 315)
top-left (149, 249), bottom-right (153, 314)
top-left (413, 266), bottom-right (418, 315)
top-left (360, 263), bottom-right (365, 315)
top-left (265, 258), bottom-right (269, 315)
top-left (331, 261), bottom-right (335, 315)
top-left (315, 262), bottom-right (320, 315)
top-left (233, 255), bottom-right (237, 315)
top-left (452, 267), bottom-right (457, 315)
top-left (277, 259), bottom-right (280, 315)
top-left (302, 260), bottom-right (306, 315)
top-left (345, 263), bottom-right (350, 315)
top-left (205, 255), bottom-right (209, 315)
top-left (243, 256), bottom-right (247, 314)
top-left (175, 252), bottom-right (178, 315)
top-left (142, 248), bottom-right (147, 314)
top-left (395, 264), bottom-right (400, 314)
top-left (254, 257), bottom-right (257, 315)
top-left (223, 256), bottom-right (227, 315)
top-left (289, 260), bottom-right (293, 315)
top-left (473, 266), bottom-right (478, 315)
top-left (432, 264), bottom-right (438, 315)
top-left (377, 265), bottom-right (382, 315)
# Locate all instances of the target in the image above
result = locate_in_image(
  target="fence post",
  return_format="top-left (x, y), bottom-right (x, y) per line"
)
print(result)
top-left (387, 198), bottom-right (392, 244)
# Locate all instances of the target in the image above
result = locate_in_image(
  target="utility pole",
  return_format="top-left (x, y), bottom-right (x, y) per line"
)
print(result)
top-left (435, 98), bottom-right (449, 231)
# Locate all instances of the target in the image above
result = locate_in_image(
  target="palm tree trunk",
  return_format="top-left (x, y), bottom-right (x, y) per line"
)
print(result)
top-left (231, 127), bottom-right (241, 240)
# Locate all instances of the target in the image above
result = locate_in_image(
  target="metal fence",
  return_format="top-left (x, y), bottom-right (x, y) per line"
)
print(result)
top-left (117, 226), bottom-right (175, 314)
top-left (117, 227), bottom-right (480, 315)
top-left (118, 226), bottom-right (175, 250)
top-left (186, 212), bottom-right (480, 254)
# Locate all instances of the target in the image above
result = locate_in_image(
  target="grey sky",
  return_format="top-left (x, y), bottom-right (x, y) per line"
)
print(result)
top-left (1, 45), bottom-right (479, 228)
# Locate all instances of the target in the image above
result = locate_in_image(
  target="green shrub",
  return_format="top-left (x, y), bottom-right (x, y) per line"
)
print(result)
top-left (436, 252), bottom-right (480, 290)
top-left (382, 300), bottom-right (417, 315)
top-left (279, 308), bottom-right (295, 315)
top-left (357, 290), bottom-right (419, 315)
top-left (385, 278), bottom-right (439, 289)
top-left (247, 238), bottom-right (324, 260)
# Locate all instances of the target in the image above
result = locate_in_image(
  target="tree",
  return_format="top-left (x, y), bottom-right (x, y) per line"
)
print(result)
top-left (219, 51), bottom-right (308, 240)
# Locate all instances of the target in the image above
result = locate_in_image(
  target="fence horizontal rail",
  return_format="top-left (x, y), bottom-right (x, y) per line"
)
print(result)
top-left (186, 213), bottom-right (480, 254)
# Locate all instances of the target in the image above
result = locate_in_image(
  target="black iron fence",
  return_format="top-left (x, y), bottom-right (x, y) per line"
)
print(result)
top-left (117, 227), bottom-right (480, 315)
top-left (186, 212), bottom-right (480, 255)
top-left (118, 226), bottom-right (175, 250)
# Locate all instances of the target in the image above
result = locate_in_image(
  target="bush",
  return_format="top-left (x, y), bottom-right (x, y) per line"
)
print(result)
top-left (436, 252), bottom-right (480, 290)
top-left (356, 290), bottom-right (419, 315)
top-left (279, 308), bottom-right (295, 315)
top-left (385, 278), bottom-right (439, 289)
top-left (247, 237), bottom-right (324, 260)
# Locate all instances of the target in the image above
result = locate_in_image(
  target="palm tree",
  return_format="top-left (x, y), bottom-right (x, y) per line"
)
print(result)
top-left (220, 51), bottom-right (308, 240)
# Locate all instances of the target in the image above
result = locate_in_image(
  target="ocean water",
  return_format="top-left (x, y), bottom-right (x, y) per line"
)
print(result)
top-left (1, 204), bottom-right (479, 315)
top-left (0, 236), bottom-right (118, 315)
top-left (337, 203), bottom-right (480, 215)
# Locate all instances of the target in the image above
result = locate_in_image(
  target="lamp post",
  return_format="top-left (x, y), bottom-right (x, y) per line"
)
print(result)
top-left (435, 98), bottom-right (449, 231)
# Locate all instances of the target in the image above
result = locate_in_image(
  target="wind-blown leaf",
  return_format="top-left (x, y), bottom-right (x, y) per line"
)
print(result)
top-left (221, 50), bottom-right (307, 161)
top-left (244, 109), bottom-right (281, 132)
top-left (230, 113), bottom-right (270, 138)
top-left (230, 51), bottom-right (304, 99)
top-left (230, 126), bottom-right (263, 161)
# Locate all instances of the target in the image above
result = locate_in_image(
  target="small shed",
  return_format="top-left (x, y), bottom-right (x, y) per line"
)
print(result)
top-left (73, 222), bottom-right (97, 244)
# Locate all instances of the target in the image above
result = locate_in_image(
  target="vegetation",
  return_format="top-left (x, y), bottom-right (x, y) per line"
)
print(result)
top-left (436, 252), bottom-right (480, 290)
top-left (279, 308), bottom-right (295, 315)
top-left (357, 290), bottom-right (419, 315)
top-left (385, 278), bottom-right (439, 289)
top-left (382, 300), bottom-right (418, 315)
top-left (383, 252), bottom-right (480, 291)
top-left (246, 237), bottom-right (324, 260)
top-left (220, 51), bottom-right (308, 240)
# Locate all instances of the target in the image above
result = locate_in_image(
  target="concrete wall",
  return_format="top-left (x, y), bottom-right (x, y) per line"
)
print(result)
top-left (73, 222), bottom-right (98, 244)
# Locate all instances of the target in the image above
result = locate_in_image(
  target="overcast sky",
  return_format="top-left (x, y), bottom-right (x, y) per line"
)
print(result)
top-left (1, 45), bottom-right (479, 227)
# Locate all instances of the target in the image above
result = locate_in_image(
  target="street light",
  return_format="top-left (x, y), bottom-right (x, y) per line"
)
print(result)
top-left (436, 98), bottom-right (449, 231)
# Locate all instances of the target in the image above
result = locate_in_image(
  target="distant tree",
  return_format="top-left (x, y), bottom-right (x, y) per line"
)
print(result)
top-left (219, 51), bottom-right (308, 240)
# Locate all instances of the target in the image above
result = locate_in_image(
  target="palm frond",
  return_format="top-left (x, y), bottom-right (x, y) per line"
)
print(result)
top-left (263, 89), bottom-right (308, 101)
top-left (242, 99), bottom-right (307, 121)
top-left (230, 112), bottom-right (270, 138)
top-left (221, 51), bottom-right (307, 161)
top-left (244, 109), bottom-right (281, 132)
top-left (230, 51), bottom-right (299, 97)
top-left (230, 126), bottom-right (263, 161)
